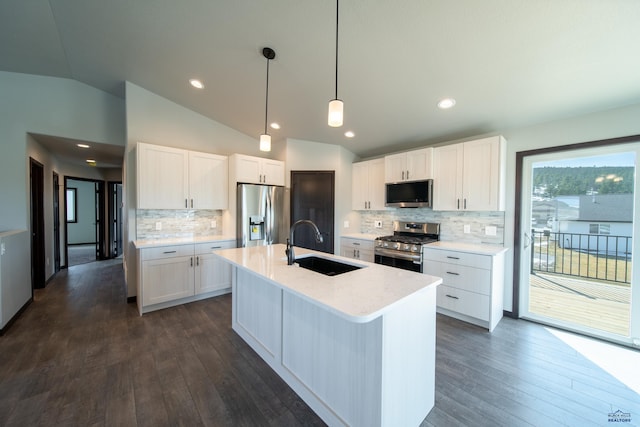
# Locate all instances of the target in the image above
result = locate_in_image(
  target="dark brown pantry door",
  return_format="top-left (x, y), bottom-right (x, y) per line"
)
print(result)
top-left (290, 171), bottom-right (334, 254)
top-left (30, 158), bottom-right (45, 289)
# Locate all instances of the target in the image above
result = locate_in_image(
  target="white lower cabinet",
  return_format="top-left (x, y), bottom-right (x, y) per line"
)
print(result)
top-left (340, 237), bottom-right (374, 262)
top-left (137, 240), bottom-right (235, 314)
top-left (423, 245), bottom-right (506, 332)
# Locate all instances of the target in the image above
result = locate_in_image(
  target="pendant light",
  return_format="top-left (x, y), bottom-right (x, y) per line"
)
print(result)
top-left (260, 47), bottom-right (276, 152)
top-left (328, 0), bottom-right (343, 127)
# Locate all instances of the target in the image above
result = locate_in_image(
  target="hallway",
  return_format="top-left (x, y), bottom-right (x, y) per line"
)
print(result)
top-left (0, 260), bottom-right (638, 426)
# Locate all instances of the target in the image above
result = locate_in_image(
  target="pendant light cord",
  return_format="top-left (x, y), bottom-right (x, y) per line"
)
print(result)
top-left (264, 56), bottom-right (270, 135)
top-left (334, 0), bottom-right (339, 100)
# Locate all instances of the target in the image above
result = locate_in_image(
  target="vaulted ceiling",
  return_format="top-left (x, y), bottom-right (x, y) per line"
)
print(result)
top-left (2, 0), bottom-right (640, 163)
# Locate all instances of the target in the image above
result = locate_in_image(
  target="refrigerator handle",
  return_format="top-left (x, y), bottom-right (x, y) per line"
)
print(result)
top-left (265, 189), bottom-right (272, 243)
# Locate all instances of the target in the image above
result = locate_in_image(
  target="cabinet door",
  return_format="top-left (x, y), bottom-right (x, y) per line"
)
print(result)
top-left (141, 256), bottom-right (194, 306)
top-left (189, 151), bottom-right (228, 209)
top-left (462, 137), bottom-right (504, 211)
top-left (384, 153), bottom-right (406, 183)
top-left (262, 159), bottom-right (285, 186)
top-left (406, 147), bottom-right (433, 181)
top-left (194, 241), bottom-right (235, 294)
top-left (367, 158), bottom-right (386, 210)
top-left (233, 154), bottom-right (262, 184)
top-left (351, 162), bottom-right (369, 210)
top-left (432, 143), bottom-right (463, 210)
top-left (138, 143), bottom-right (189, 209)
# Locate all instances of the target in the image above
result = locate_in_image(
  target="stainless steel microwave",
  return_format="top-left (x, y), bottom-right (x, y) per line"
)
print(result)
top-left (385, 179), bottom-right (433, 208)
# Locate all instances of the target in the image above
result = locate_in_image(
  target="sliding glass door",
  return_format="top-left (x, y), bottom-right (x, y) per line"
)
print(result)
top-left (519, 142), bottom-right (640, 346)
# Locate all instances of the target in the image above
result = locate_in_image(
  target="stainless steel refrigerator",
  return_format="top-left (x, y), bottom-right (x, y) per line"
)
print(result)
top-left (237, 183), bottom-right (287, 248)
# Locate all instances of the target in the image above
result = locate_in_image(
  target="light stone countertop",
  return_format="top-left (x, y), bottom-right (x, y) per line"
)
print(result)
top-left (214, 243), bottom-right (442, 323)
top-left (133, 235), bottom-right (235, 249)
top-left (425, 241), bottom-right (509, 256)
top-left (340, 233), bottom-right (382, 241)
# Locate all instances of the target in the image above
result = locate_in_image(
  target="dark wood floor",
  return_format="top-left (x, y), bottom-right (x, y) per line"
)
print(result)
top-left (0, 260), bottom-right (638, 426)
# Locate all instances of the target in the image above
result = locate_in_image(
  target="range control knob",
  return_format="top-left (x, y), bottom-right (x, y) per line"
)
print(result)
top-left (412, 245), bottom-right (419, 252)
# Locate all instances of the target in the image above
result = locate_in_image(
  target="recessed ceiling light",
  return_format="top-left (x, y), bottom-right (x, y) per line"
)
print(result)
top-left (437, 98), bottom-right (456, 109)
top-left (77, 143), bottom-right (90, 148)
top-left (270, 122), bottom-right (281, 130)
top-left (345, 131), bottom-right (355, 138)
top-left (86, 159), bottom-right (96, 163)
top-left (189, 79), bottom-right (204, 89)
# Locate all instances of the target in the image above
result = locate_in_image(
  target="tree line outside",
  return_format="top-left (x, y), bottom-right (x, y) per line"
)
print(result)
top-left (533, 166), bottom-right (634, 198)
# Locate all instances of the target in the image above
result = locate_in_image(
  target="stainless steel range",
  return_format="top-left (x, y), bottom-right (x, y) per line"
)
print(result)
top-left (374, 221), bottom-right (440, 272)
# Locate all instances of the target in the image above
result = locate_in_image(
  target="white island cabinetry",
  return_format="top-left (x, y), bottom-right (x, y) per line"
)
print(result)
top-left (423, 242), bottom-right (507, 332)
top-left (216, 245), bottom-right (441, 426)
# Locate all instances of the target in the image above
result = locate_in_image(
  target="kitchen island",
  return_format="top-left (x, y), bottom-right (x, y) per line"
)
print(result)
top-left (214, 244), bottom-right (442, 427)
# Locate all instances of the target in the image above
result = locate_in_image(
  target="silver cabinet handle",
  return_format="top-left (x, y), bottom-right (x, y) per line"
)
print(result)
top-left (196, 256), bottom-right (199, 266)
top-left (446, 256), bottom-right (460, 260)
top-left (402, 171), bottom-right (405, 180)
top-left (191, 199), bottom-right (194, 208)
top-left (210, 246), bottom-right (222, 250)
top-left (190, 257), bottom-right (193, 267)
top-left (446, 271), bottom-right (460, 276)
top-left (445, 294), bottom-right (459, 300)
top-left (185, 199), bottom-right (188, 208)
top-left (163, 250), bottom-right (177, 254)
top-left (464, 198), bottom-right (467, 209)
top-left (406, 170), bottom-right (409, 180)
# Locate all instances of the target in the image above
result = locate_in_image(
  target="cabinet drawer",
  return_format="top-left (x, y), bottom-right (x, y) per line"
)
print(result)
top-left (437, 285), bottom-right (490, 321)
top-left (340, 238), bottom-right (374, 250)
top-left (140, 244), bottom-right (194, 260)
top-left (194, 240), bottom-right (235, 254)
top-left (423, 248), bottom-right (491, 270)
top-left (424, 261), bottom-right (491, 295)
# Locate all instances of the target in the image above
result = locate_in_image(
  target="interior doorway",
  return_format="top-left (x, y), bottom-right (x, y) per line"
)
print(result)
top-left (64, 176), bottom-right (106, 267)
top-left (108, 181), bottom-right (123, 258)
top-left (290, 171), bottom-right (335, 254)
top-left (515, 138), bottom-right (640, 347)
top-left (30, 158), bottom-right (45, 289)
top-left (52, 172), bottom-right (61, 273)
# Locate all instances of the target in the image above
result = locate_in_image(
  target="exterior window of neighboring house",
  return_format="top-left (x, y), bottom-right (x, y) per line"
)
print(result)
top-left (589, 223), bottom-right (610, 234)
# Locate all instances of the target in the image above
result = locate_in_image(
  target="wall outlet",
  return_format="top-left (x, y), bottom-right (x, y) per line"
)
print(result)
top-left (155, 222), bottom-right (162, 231)
top-left (344, 220), bottom-right (350, 228)
top-left (463, 224), bottom-right (471, 234)
top-left (211, 220), bottom-right (217, 228)
top-left (374, 220), bottom-right (382, 228)
top-left (485, 226), bottom-right (497, 236)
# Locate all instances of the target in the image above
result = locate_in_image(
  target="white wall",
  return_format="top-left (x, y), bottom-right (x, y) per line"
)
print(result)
top-left (1, 71), bottom-right (124, 283)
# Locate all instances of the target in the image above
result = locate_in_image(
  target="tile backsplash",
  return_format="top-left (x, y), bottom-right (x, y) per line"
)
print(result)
top-left (360, 209), bottom-right (505, 245)
top-left (137, 209), bottom-right (224, 240)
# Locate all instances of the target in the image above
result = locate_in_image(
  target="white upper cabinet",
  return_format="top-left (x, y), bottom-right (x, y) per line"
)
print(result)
top-left (231, 154), bottom-right (285, 186)
top-left (385, 147), bottom-right (433, 183)
top-left (188, 151), bottom-right (228, 209)
top-left (137, 142), bottom-right (228, 209)
top-left (433, 136), bottom-right (506, 211)
top-left (352, 158), bottom-right (386, 210)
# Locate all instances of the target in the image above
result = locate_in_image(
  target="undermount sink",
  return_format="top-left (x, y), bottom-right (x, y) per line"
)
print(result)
top-left (295, 256), bottom-right (363, 276)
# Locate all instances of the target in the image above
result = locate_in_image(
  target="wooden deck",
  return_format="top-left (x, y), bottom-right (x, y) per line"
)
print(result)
top-left (529, 272), bottom-right (631, 336)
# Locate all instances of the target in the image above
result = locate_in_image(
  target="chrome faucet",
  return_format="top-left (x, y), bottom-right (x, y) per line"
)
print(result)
top-left (286, 219), bottom-right (324, 265)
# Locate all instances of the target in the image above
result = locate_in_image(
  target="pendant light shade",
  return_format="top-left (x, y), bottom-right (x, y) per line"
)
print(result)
top-left (259, 134), bottom-right (271, 152)
top-left (328, 0), bottom-right (343, 127)
top-left (260, 47), bottom-right (276, 152)
top-left (328, 99), bottom-right (343, 127)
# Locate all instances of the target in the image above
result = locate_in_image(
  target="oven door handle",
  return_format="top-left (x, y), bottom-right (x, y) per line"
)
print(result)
top-left (375, 248), bottom-right (421, 262)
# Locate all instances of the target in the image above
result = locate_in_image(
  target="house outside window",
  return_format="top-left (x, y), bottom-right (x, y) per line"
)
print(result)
top-left (589, 223), bottom-right (610, 235)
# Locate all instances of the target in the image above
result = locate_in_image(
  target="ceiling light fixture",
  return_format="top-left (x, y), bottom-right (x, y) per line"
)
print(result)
top-left (189, 79), bottom-right (204, 89)
top-left (344, 131), bottom-right (355, 138)
top-left (260, 47), bottom-right (276, 152)
top-left (77, 143), bottom-right (90, 148)
top-left (437, 98), bottom-right (456, 109)
top-left (270, 122), bottom-right (281, 130)
top-left (328, 0), bottom-right (343, 127)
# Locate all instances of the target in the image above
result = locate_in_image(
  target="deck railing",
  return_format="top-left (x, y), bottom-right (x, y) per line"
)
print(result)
top-left (531, 229), bottom-right (632, 284)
